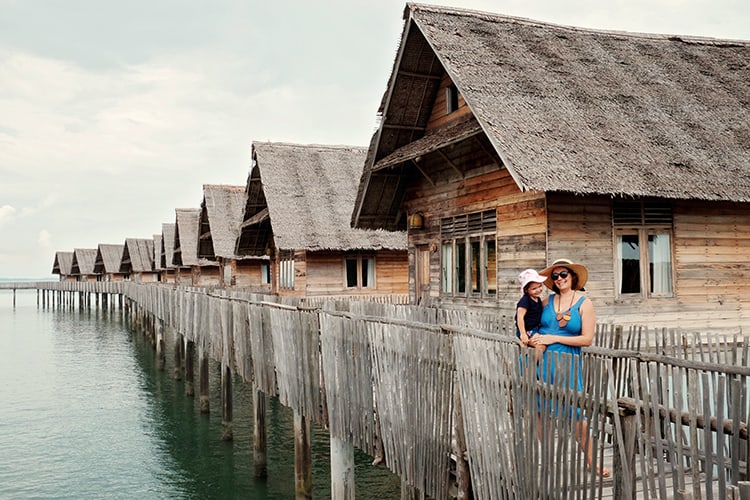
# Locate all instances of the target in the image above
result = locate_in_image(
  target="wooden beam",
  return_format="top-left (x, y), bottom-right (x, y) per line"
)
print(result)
top-left (382, 123), bottom-right (425, 131)
top-left (397, 69), bottom-right (442, 80)
top-left (240, 207), bottom-right (269, 229)
top-left (412, 159), bottom-right (436, 186)
top-left (437, 149), bottom-right (464, 178)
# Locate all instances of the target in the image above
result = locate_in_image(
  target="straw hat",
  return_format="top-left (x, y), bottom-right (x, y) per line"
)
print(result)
top-left (540, 258), bottom-right (589, 290)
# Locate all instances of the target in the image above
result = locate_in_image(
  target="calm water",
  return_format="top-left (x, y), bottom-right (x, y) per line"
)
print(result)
top-left (0, 290), bottom-right (400, 499)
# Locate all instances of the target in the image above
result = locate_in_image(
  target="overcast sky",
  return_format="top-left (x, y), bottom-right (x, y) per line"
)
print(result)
top-left (1, 0), bottom-right (748, 279)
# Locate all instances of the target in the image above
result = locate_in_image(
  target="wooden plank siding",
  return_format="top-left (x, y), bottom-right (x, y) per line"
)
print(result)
top-left (404, 164), bottom-right (547, 308)
top-left (231, 259), bottom-right (270, 291)
top-left (426, 74), bottom-right (472, 130)
top-left (547, 195), bottom-right (750, 332)
top-left (276, 250), bottom-right (408, 297)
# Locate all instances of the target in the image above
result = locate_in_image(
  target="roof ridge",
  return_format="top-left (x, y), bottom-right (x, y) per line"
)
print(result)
top-left (407, 2), bottom-right (750, 45)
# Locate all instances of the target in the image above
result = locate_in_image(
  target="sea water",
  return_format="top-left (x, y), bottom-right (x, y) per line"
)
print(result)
top-left (0, 290), bottom-right (400, 499)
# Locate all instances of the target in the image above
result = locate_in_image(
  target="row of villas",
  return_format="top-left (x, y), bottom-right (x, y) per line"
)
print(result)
top-left (52, 143), bottom-right (409, 299)
top-left (55, 3), bottom-right (750, 332)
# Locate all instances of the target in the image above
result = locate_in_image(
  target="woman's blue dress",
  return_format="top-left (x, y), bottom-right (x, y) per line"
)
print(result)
top-left (539, 294), bottom-right (587, 393)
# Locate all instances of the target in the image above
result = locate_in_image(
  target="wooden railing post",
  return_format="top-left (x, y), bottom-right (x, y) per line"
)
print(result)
top-left (614, 408), bottom-right (637, 500)
top-left (739, 481), bottom-right (750, 500)
top-left (453, 378), bottom-right (472, 499)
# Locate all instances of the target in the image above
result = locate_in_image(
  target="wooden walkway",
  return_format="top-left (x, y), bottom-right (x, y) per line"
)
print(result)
top-left (9, 281), bottom-right (750, 499)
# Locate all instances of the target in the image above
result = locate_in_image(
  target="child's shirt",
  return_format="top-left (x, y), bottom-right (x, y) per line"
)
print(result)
top-left (515, 295), bottom-right (543, 335)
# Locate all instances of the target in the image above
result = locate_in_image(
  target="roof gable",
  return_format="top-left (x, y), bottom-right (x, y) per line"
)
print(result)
top-left (247, 142), bottom-right (406, 252)
top-left (71, 248), bottom-right (97, 275)
top-left (161, 223), bottom-right (176, 269)
top-left (199, 184), bottom-right (246, 259)
top-left (153, 234), bottom-right (163, 271)
top-left (409, 5), bottom-right (750, 200)
top-left (52, 251), bottom-right (73, 275)
top-left (94, 244), bottom-right (124, 274)
top-left (121, 238), bottom-right (154, 273)
top-left (173, 208), bottom-right (200, 266)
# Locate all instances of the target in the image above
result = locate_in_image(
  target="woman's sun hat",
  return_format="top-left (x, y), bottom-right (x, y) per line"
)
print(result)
top-left (518, 268), bottom-right (547, 292)
top-left (540, 258), bottom-right (589, 290)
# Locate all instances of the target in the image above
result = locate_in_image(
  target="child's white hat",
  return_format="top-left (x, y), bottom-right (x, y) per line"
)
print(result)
top-left (518, 268), bottom-right (547, 292)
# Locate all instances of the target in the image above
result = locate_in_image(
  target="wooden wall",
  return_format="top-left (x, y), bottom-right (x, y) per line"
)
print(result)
top-left (404, 167), bottom-right (545, 309)
top-left (426, 74), bottom-right (472, 129)
top-left (232, 259), bottom-right (271, 292)
top-left (547, 194), bottom-right (750, 333)
top-left (194, 265), bottom-right (221, 287)
top-left (297, 250), bottom-right (408, 297)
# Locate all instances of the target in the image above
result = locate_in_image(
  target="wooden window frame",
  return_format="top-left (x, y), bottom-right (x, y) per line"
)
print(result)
top-left (613, 201), bottom-right (675, 300)
top-left (344, 253), bottom-right (376, 290)
top-left (440, 210), bottom-right (497, 299)
top-left (279, 251), bottom-right (295, 289)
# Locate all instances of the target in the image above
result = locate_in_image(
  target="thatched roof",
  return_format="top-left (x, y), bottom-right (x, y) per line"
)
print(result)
top-left (121, 238), bottom-right (154, 274)
top-left (94, 244), bottom-right (124, 274)
top-left (174, 208), bottom-right (216, 267)
top-left (153, 234), bottom-right (163, 271)
top-left (353, 3), bottom-right (750, 228)
top-left (71, 248), bottom-right (97, 276)
top-left (52, 251), bottom-right (73, 275)
top-left (200, 184), bottom-right (247, 259)
top-left (245, 141), bottom-right (406, 253)
top-left (161, 223), bottom-right (176, 269)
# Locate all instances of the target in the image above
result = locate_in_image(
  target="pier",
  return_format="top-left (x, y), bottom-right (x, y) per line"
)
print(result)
top-left (3, 281), bottom-right (749, 499)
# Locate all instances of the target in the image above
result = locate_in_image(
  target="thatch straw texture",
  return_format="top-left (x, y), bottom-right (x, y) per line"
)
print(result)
top-left (201, 184), bottom-right (246, 259)
top-left (122, 238), bottom-right (154, 273)
top-left (94, 244), bottom-right (124, 274)
top-left (354, 3), bottom-right (750, 227)
top-left (161, 223), bottom-right (176, 269)
top-left (52, 251), bottom-right (73, 275)
top-left (252, 141), bottom-right (406, 251)
top-left (71, 248), bottom-right (97, 276)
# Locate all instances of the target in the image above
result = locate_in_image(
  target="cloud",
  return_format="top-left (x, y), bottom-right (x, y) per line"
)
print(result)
top-left (38, 229), bottom-right (52, 247)
top-left (0, 205), bottom-right (17, 225)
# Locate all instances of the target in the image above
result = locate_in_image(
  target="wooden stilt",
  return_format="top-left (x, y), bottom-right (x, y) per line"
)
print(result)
top-left (173, 334), bottom-right (182, 380)
top-left (330, 436), bottom-right (355, 500)
top-left (400, 479), bottom-right (424, 500)
top-left (294, 411), bottom-right (312, 499)
top-left (253, 387), bottom-right (267, 478)
top-left (184, 339), bottom-right (195, 397)
top-left (199, 344), bottom-right (210, 414)
top-left (155, 321), bottom-right (166, 371)
top-left (221, 363), bottom-right (233, 441)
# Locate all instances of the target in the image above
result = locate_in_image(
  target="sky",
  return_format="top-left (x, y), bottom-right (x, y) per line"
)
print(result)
top-left (1, 0), bottom-right (748, 279)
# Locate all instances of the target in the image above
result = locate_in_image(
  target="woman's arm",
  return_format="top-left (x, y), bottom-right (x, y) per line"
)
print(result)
top-left (529, 297), bottom-right (596, 347)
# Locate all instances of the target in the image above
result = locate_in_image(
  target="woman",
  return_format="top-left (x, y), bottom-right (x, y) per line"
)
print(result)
top-left (528, 258), bottom-right (610, 478)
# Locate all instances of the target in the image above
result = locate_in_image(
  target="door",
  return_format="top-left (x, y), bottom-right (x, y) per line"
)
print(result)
top-left (416, 245), bottom-right (431, 305)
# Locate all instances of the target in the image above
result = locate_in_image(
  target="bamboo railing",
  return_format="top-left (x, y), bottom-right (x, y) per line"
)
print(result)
top-left (9, 281), bottom-right (750, 499)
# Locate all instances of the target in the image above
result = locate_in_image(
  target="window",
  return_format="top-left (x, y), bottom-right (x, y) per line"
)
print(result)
top-left (261, 262), bottom-right (271, 285)
top-left (345, 254), bottom-right (375, 289)
top-left (614, 201), bottom-right (674, 298)
top-left (441, 210), bottom-right (497, 298)
top-left (280, 251), bottom-right (295, 289)
top-left (223, 264), bottom-right (232, 285)
top-left (446, 83), bottom-right (459, 114)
